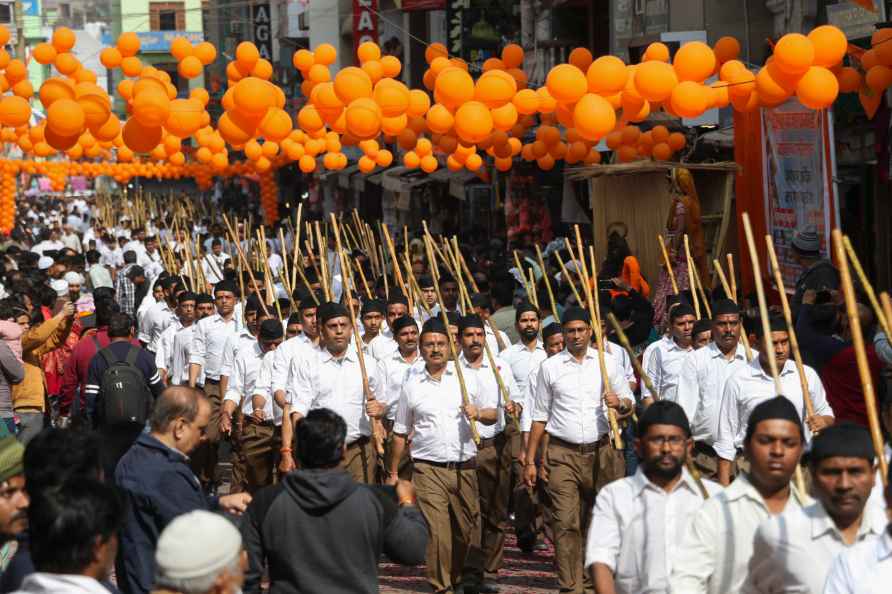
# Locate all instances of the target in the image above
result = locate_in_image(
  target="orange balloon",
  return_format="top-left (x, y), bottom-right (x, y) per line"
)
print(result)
top-left (133, 88), bottom-right (170, 127)
top-left (178, 55), bottom-right (203, 79)
top-left (190, 87), bottom-right (210, 106)
top-left (491, 102), bottom-right (518, 132)
top-left (299, 154), bottom-right (316, 173)
top-left (380, 55), bottom-right (401, 78)
top-left (78, 94), bottom-right (110, 128)
top-left (720, 59), bottom-right (747, 82)
top-left (714, 37), bottom-right (741, 63)
top-left (536, 87), bottom-right (557, 113)
top-left (605, 131), bottom-right (623, 150)
top-left (643, 42), bottom-right (670, 62)
top-left (170, 37), bottom-right (194, 60)
top-left (546, 64), bottom-right (588, 104)
top-left (315, 44), bottom-right (337, 66)
top-left (47, 98), bottom-right (85, 137)
top-left (32, 43), bottom-right (57, 65)
top-left (92, 114), bottom-right (121, 142)
top-left (673, 41), bottom-right (716, 83)
top-left (121, 56), bottom-right (143, 77)
top-left (808, 26), bottom-right (847, 68)
top-left (374, 78), bottom-right (410, 117)
top-left (454, 101), bottom-right (493, 144)
top-left (44, 127), bottom-right (79, 150)
top-left (501, 44), bottom-right (524, 69)
top-left (635, 61), bottom-right (678, 103)
top-left (234, 77), bottom-right (274, 117)
top-left (587, 56), bottom-right (628, 95)
top-left (99, 47), bottom-right (122, 69)
top-left (122, 117), bottom-right (163, 153)
top-left (297, 104), bottom-right (324, 132)
top-left (420, 155), bottom-right (438, 173)
top-left (54, 52), bottom-right (80, 75)
top-left (651, 125), bottom-right (670, 143)
top-left (669, 81), bottom-right (708, 118)
top-left (756, 63), bottom-right (795, 104)
top-left (573, 93), bottom-right (616, 141)
top-left (0, 96), bottom-right (30, 127)
top-left (652, 142), bottom-right (672, 160)
top-left (836, 67), bottom-right (861, 93)
top-left (873, 29), bottom-right (892, 67)
top-left (729, 70), bottom-right (756, 99)
top-left (773, 33), bottom-right (815, 76)
top-left (52, 27), bottom-right (76, 52)
top-left (334, 67), bottom-right (373, 104)
top-left (569, 47), bottom-right (593, 72)
top-left (435, 68), bottom-right (475, 110)
top-left (426, 103), bottom-right (455, 134)
top-left (465, 153), bottom-right (483, 171)
top-left (357, 41), bottom-right (381, 63)
top-left (403, 151), bottom-right (420, 168)
top-left (381, 114), bottom-right (408, 136)
top-left (345, 97), bottom-right (381, 140)
top-left (260, 107), bottom-right (293, 141)
top-left (117, 32), bottom-right (141, 57)
top-left (236, 41), bottom-right (260, 70)
top-left (425, 43), bottom-right (448, 65)
top-left (38, 78), bottom-right (74, 108)
top-left (512, 89), bottom-right (539, 115)
top-left (862, 49), bottom-right (880, 71)
top-left (194, 42), bottom-right (217, 66)
top-left (796, 66), bottom-right (839, 109)
top-left (864, 65), bottom-right (892, 93)
top-left (407, 89), bottom-right (431, 117)
top-left (475, 70), bottom-right (517, 108)
top-left (668, 132), bottom-right (686, 151)
top-left (165, 99), bottom-right (203, 137)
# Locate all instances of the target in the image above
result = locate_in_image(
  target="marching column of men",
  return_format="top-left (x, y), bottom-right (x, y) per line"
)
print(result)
top-left (177, 270), bottom-right (892, 594)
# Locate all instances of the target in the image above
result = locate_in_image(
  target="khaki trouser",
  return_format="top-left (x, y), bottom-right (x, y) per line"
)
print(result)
top-left (546, 437), bottom-right (625, 594)
top-left (383, 429), bottom-right (413, 482)
top-left (340, 436), bottom-right (376, 484)
top-left (413, 461), bottom-right (481, 593)
top-left (190, 380), bottom-right (222, 486)
top-left (242, 419), bottom-right (280, 493)
top-left (228, 411), bottom-right (246, 494)
top-left (514, 434), bottom-right (553, 546)
top-left (467, 432), bottom-right (512, 582)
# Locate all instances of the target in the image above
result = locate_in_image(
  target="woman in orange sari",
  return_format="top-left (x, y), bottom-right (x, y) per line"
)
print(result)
top-left (599, 222), bottom-right (650, 299)
top-left (652, 167), bottom-right (707, 327)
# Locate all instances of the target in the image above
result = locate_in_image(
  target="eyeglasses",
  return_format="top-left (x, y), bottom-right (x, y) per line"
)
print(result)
top-left (646, 435), bottom-right (687, 447)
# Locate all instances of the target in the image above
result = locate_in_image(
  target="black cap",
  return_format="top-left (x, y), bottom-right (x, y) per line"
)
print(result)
top-left (638, 400), bottom-right (692, 438)
top-left (809, 422), bottom-right (875, 465)
top-left (458, 314), bottom-right (485, 334)
top-left (561, 306), bottom-right (590, 325)
top-left (745, 397), bottom-right (804, 443)
top-left (469, 293), bottom-right (491, 310)
top-left (391, 315), bottom-right (418, 334)
top-left (418, 275), bottom-right (434, 289)
top-left (755, 315), bottom-right (788, 338)
top-left (317, 301), bottom-right (349, 325)
top-left (421, 317), bottom-right (448, 337)
top-left (669, 303), bottom-right (695, 321)
top-left (712, 298), bottom-right (740, 317)
top-left (386, 293), bottom-right (409, 308)
top-left (213, 279), bottom-right (238, 296)
top-left (196, 293), bottom-right (214, 305)
top-left (361, 299), bottom-right (386, 317)
top-left (542, 322), bottom-right (562, 340)
top-left (515, 300), bottom-right (538, 322)
top-left (259, 319), bottom-right (284, 341)
top-left (126, 265), bottom-right (145, 279)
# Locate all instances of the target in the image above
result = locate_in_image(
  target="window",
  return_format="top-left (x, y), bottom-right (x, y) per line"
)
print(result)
top-left (0, 4), bottom-right (11, 24)
top-left (150, 2), bottom-right (185, 31)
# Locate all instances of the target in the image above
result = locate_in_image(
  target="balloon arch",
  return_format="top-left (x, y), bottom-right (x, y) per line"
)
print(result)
top-left (0, 22), bottom-right (890, 232)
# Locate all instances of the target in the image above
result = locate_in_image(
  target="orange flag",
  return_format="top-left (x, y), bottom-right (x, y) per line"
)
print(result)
top-left (851, 0), bottom-right (877, 12)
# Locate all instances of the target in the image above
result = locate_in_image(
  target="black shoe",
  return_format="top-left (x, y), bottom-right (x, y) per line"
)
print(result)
top-left (456, 583), bottom-right (480, 594)
top-left (517, 532), bottom-right (536, 554)
top-left (478, 580), bottom-right (500, 593)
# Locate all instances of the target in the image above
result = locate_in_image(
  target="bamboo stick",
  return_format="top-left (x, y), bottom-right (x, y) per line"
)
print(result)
top-left (658, 234), bottom-right (680, 295)
top-left (727, 253), bottom-right (738, 302)
top-left (714, 258), bottom-right (753, 361)
top-left (742, 213), bottom-right (806, 495)
top-left (555, 249), bottom-right (584, 307)
top-left (382, 224), bottom-right (410, 299)
top-left (684, 234), bottom-right (701, 318)
top-left (513, 250), bottom-right (535, 304)
top-left (833, 230), bottom-right (888, 488)
top-left (536, 245), bottom-right (561, 323)
top-left (221, 214), bottom-right (270, 317)
top-left (571, 226), bottom-right (623, 449)
top-left (843, 236), bottom-right (892, 341)
top-left (765, 237), bottom-right (816, 419)
top-left (330, 214), bottom-right (385, 456)
top-left (314, 222), bottom-right (332, 302)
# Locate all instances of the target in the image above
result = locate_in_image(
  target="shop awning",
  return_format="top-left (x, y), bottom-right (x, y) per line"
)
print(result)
top-left (338, 165), bottom-right (361, 189)
top-left (428, 169), bottom-right (483, 200)
top-left (382, 167), bottom-right (434, 193)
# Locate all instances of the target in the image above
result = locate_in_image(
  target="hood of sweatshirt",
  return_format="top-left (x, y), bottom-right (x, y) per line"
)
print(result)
top-left (282, 468), bottom-right (358, 512)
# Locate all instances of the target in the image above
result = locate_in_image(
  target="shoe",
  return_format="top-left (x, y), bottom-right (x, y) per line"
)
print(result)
top-left (456, 583), bottom-right (480, 594)
top-left (517, 531), bottom-right (536, 554)
top-left (478, 580), bottom-right (500, 593)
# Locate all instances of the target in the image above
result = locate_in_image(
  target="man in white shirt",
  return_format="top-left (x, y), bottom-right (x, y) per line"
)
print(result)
top-left (669, 396), bottom-right (810, 594)
top-left (743, 423), bottom-right (886, 594)
top-left (586, 400), bottom-right (717, 594)
top-left (642, 303), bottom-right (695, 403)
top-left (221, 320), bottom-right (284, 494)
top-left (716, 316), bottom-right (835, 485)
top-left (290, 302), bottom-right (386, 485)
top-left (387, 317), bottom-right (496, 594)
top-left (429, 274), bottom-right (462, 318)
top-left (380, 294), bottom-right (409, 339)
top-left (188, 280), bottom-right (241, 488)
top-left (85, 250), bottom-right (113, 290)
top-left (379, 315), bottom-right (423, 481)
top-left (500, 301), bottom-right (547, 398)
top-left (524, 306), bottom-right (634, 594)
top-left (469, 293), bottom-right (511, 354)
top-left (823, 467), bottom-right (892, 594)
top-left (673, 299), bottom-right (754, 479)
top-left (143, 276), bottom-right (183, 354)
top-left (155, 291), bottom-right (195, 384)
top-left (359, 299), bottom-right (395, 362)
top-left (458, 315), bottom-right (523, 593)
top-left (166, 294), bottom-right (215, 387)
top-left (201, 239), bottom-right (231, 287)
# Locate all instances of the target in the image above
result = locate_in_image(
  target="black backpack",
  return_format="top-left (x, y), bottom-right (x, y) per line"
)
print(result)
top-left (97, 345), bottom-right (153, 426)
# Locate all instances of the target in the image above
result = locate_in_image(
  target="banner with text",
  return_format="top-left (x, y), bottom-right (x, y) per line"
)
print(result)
top-left (760, 99), bottom-right (838, 290)
top-left (353, 0), bottom-right (378, 63)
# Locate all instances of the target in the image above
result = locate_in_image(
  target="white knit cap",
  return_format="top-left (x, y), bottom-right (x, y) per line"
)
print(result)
top-left (37, 256), bottom-right (53, 270)
top-left (63, 271), bottom-right (84, 286)
top-left (155, 511), bottom-right (242, 580)
top-left (49, 278), bottom-right (69, 296)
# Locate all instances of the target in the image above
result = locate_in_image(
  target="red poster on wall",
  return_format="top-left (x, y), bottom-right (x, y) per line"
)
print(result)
top-left (353, 0), bottom-right (378, 63)
top-left (402, 0), bottom-right (446, 9)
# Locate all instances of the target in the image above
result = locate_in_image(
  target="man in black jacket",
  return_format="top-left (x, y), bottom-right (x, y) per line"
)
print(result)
top-left (242, 408), bottom-right (428, 594)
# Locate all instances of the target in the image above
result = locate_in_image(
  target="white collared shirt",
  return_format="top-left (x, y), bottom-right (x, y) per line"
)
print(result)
top-left (189, 313), bottom-right (240, 381)
top-left (291, 345), bottom-right (385, 443)
top-left (380, 348), bottom-right (423, 421)
top-left (607, 340), bottom-right (636, 390)
top-left (643, 335), bottom-right (692, 402)
top-left (673, 342), bottom-right (754, 445)
top-left (219, 329), bottom-right (257, 378)
top-left (669, 473), bottom-right (808, 594)
top-left (585, 468), bottom-right (719, 594)
top-left (714, 358), bottom-right (833, 461)
top-left (823, 529), bottom-right (892, 594)
top-left (270, 333), bottom-right (317, 397)
top-left (521, 359), bottom-right (548, 432)
top-left (154, 319), bottom-right (183, 376)
top-left (223, 342), bottom-right (283, 425)
top-left (144, 300), bottom-right (178, 352)
top-left (742, 500), bottom-right (887, 594)
top-left (393, 361), bottom-right (482, 463)
top-left (501, 340), bottom-right (547, 396)
top-left (866, 444), bottom-right (892, 516)
top-left (171, 324), bottom-right (201, 385)
top-left (531, 347), bottom-right (633, 445)
top-left (459, 352), bottom-right (522, 438)
top-left (484, 324), bottom-right (511, 354)
top-left (367, 333), bottom-right (398, 362)
top-left (201, 252), bottom-right (230, 285)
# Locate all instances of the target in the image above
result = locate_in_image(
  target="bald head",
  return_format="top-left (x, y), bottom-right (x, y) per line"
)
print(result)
top-left (149, 386), bottom-right (207, 434)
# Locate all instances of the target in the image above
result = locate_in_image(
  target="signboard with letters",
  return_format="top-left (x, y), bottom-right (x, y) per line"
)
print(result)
top-left (353, 0), bottom-right (379, 62)
top-left (252, 2), bottom-right (273, 60)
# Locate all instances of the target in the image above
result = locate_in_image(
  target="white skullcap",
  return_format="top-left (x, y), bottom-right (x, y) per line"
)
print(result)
top-left (63, 271), bottom-right (84, 286)
top-left (49, 278), bottom-right (69, 296)
top-left (155, 511), bottom-right (242, 580)
top-left (37, 256), bottom-right (54, 270)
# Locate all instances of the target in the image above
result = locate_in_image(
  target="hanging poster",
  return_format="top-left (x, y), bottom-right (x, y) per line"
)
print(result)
top-left (761, 99), bottom-right (838, 290)
top-left (353, 0), bottom-right (379, 61)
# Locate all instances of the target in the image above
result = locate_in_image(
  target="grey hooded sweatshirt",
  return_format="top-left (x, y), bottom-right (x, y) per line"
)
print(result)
top-left (242, 468), bottom-right (428, 594)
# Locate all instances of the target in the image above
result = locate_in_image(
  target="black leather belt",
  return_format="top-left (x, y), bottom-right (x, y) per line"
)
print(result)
top-left (415, 458), bottom-right (477, 470)
top-left (550, 435), bottom-right (608, 454)
top-left (478, 432), bottom-right (506, 449)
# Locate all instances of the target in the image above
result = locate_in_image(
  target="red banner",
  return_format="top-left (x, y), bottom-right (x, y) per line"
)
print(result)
top-left (353, 0), bottom-right (378, 62)
top-left (402, 0), bottom-right (446, 10)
